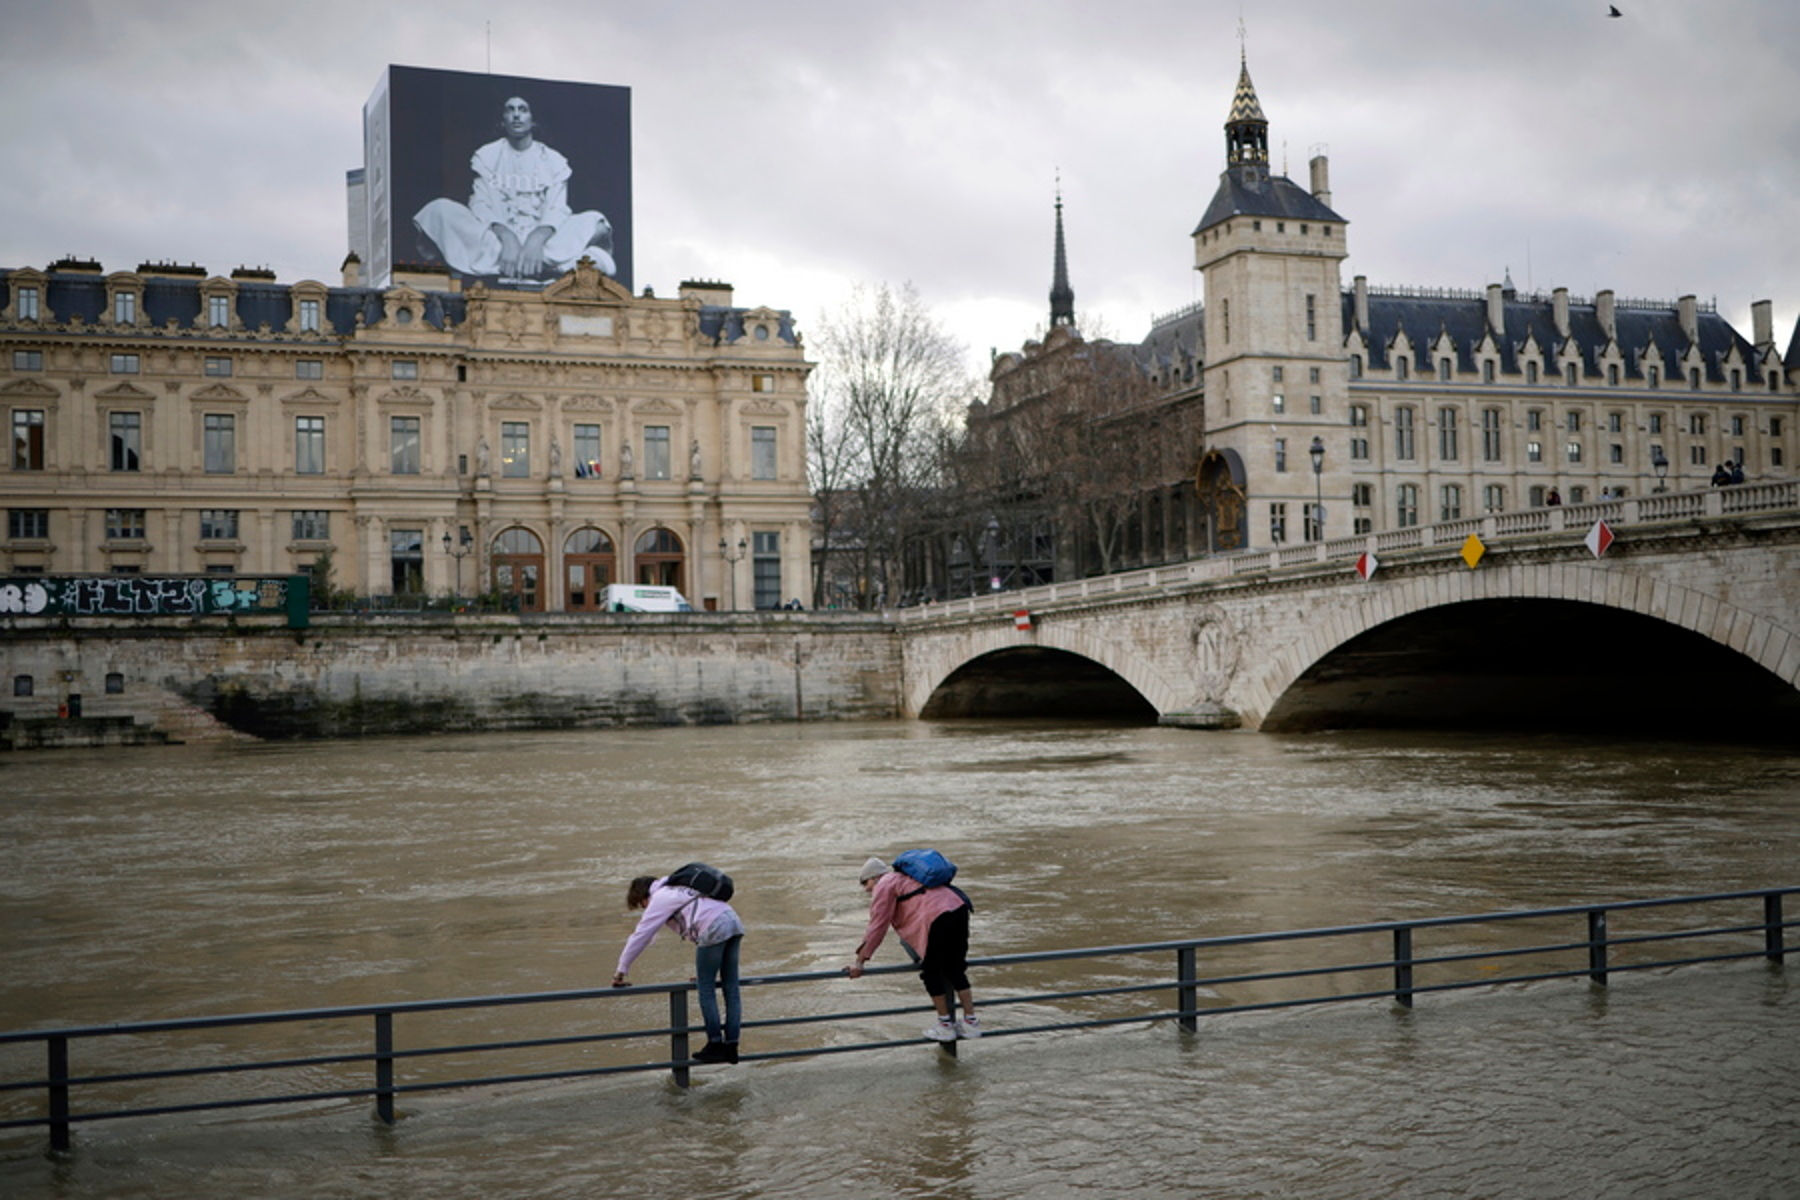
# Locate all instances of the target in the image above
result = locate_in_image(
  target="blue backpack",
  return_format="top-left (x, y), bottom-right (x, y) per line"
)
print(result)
top-left (892, 848), bottom-right (956, 888)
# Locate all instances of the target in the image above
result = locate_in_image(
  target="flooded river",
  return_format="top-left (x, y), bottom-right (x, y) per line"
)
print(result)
top-left (2, 722), bottom-right (1796, 1198)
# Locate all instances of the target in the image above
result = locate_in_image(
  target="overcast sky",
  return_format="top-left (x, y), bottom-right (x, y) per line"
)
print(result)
top-left (3, 0), bottom-right (1797, 378)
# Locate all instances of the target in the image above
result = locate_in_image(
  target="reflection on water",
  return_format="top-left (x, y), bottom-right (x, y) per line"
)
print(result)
top-left (2, 722), bottom-right (1797, 1198)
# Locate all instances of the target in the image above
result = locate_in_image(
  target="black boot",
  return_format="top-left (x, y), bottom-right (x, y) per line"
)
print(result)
top-left (693, 1041), bottom-right (729, 1064)
top-left (723, 1041), bottom-right (739, 1064)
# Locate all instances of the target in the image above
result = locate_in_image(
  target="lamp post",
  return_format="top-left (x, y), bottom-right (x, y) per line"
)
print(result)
top-left (1308, 436), bottom-right (1326, 541)
top-left (985, 516), bottom-right (1002, 592)
top-left (442, 527), bottom-right (474, 600)
top-left (719, 537), bottom-right (747, 610)
top-left (1652, 447), bottom-right (1669, 493)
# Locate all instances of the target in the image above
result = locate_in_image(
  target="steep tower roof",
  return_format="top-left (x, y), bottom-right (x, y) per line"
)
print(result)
top-left (1226, 53), bottom-right (1269, 166)
top-left (1050, 181), bottom-right (1075, 329)
top-left (1194, 49), bottom-right (1344, 235)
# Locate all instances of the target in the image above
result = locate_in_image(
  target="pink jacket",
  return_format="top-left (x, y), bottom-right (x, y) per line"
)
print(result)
top-left (857, 871), bottom-right (966, 962)
top-left (616, 879), bottom-right (740, 976)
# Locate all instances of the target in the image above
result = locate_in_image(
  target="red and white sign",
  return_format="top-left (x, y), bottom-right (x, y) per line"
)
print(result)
top-left (1014, 610), bottom-right (1033, 631)
top-left (1354, 551), bottom-right (1379, 582)
top-left (1584, 519), bottom-right (1615, 559)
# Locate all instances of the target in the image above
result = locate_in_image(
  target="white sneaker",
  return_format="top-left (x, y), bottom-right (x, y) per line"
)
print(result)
top-left (955, 1016), bottom-right (982, 1039)
top-left (923, 1020), bottom-right (958, 1042)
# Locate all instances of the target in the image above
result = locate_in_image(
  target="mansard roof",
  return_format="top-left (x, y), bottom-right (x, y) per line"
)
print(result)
top-left (1193, 170), bottom-right (1343, 235)
top-left (1344, 287), bottom-right (1764, 385)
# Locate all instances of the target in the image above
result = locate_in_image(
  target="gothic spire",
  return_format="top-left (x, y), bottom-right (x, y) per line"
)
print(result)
top-left (1225, 48), bottom-right (1269, 168)
top-left (1050, 174), bottom-right (1075, 328)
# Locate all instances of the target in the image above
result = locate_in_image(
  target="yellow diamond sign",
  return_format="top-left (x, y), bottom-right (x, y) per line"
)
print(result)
top-left (1461, 534), bottom-right (1486, 569)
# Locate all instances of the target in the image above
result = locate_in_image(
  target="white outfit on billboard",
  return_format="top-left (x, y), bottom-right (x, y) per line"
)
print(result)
top-left (413, 139), bottom-right (614, 280)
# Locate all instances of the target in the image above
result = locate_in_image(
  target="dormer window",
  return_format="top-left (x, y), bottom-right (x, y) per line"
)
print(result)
top-left (299, 298), bottom-right (321, 333)
top-left (114, 291), bottom-right (136, 324)
top-left (208, 295), bottom-right (230, 328)
top-left (15, 286), bottom-right (39, 321)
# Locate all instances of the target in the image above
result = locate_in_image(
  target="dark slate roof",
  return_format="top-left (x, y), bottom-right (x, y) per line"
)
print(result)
top-left (1194, 168), bottom-right (1345, 235)
top-left (1786, 312), bottom-right (1800, 370)
top-left (1134, 305), bottom-right (1205, 387)
top-left (1345, 289), bottom-right (1763, 385)
top-left (696, 305), bottom-right (800, 346)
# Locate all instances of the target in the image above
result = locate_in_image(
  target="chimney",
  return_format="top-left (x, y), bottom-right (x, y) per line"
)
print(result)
top-left (1552, 288), bottom-right (1570, 339)
top-left (1678, 295), bottom-right (1698, 346)
top-left (1486, 283), bottom-right (1504, 336)
top-left (1309, 154), bottom-right (1332, 208)
top-left (1752, 299), bottom-right (1774, 350)
top-left (341, 252), bottom-right (362, 288)
top-left (1353, 275), bottom-right (1369, 333)
top-left (1596, 290), bottom-right (1616, 342)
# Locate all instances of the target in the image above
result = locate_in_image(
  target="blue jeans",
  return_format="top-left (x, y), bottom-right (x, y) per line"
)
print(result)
top-left (693, 934), bottom-right (742, 1043)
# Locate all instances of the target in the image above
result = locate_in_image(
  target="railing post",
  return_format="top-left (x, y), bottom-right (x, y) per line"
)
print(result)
top-left (374, 1011), bottom-right (395, 1126)
top-left (48, 1034), bottom-right (70, 1155)
top-left (1588, 909), bottom-right (1609, 986)
top-left (1766, 893), bottom-right (1786, 964)
top-left (669, 989), bottom-right (691, 1088)
top-left (1392, 927), bottom-right (1414, 1009)
top-left (1177, 946), bottom-right (1198, 1032)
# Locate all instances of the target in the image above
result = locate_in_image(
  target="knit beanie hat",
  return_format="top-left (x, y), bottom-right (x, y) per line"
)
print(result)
top-left (859, 857), bottom-right (889, 883)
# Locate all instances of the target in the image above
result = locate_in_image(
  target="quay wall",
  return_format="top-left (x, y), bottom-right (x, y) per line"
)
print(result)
top-left (0, 613), bottom-right (903, 745)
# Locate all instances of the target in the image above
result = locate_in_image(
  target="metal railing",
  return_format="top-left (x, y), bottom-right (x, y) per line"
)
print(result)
top-left (2, 887), bottom-right (1791, 1154)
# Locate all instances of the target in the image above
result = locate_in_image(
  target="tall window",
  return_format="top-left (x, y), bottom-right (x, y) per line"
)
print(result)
top-left (105, 509), bottom-right (146, 540)
top-left (12, 409), bottom-right (44, 469)
top-left (1609, 412), bottom-right (1624, 433)
top-left (1483, 484), bottom-right (1506, 514)
top-left (1302, 503), bottom-right (1323, 543)
top-left (1349, 405), bottom-right (1369, 460)
top-left (110, 411), bottom-right (141, 471)
top-left (1274, 438), bottom-right (1287, 473)
top-left (1438, 358), bottom-right (1452, 382)
top-left (644, 425), bottom-right (671, 480)
top-left (1305, 294), bottom-right (1317, 341)
top-left (1394, 407), bottom-right (1415, 460)
top-left (1438, 407), bottom-right (1459, 461)
top-left (1396, 357), bottom-right (1409, 381)
top-left (1565, 363), bottom-right (1578, 387)
top-left (15, 286), bottom-right (38, 321)
top-left (1439, 484), bottom-right (1462, 522)
top-left (751, 426), bottom-right (777, 480)
top-left (1527, 440), bottom-right (1543, 463)
top-left (501, 421), bottom-right (529, 477)
top-left (1221, 298), bottom-right (1229, 343)
top-left (1566, 441), bottom-right (1582, 464)
top-left (208, 295), bottom-right (230, 328)
top-left (391, 416), bottom-right (422, 475)
top-left (1649, 413), bottom-right (1663, 434)
top-left (1688, 414), bottom-right (1706, 435)
top-left (1528, 409), bottom-right (1543, 432)
top-left (296, 416), bottom-right (325, 474)
top-left (114, 291), bottom-right (136, 324)
top-left (1567, 411), bottom-right (1582, 432)
top-left (299, 298), bottom-right (321, 332)
top-left (203, 413), bottom-right (236, 473)
top-left (292, 510), bottom-right (329, 541)
top-left (1482, 408), bottom-right (1503, 462)
top-left (390, 528), bottom-right (424, 595)
top-left (574, 423), bottom-right (602, 478)
top-left (1526, 361), bottom-right (1539, 385)
top-left (1396, 484), bottom-right (1419, 528)
top-left (1269, 502), bottom-right (1287, 544)
top-left (200, 510), bottom-right (239, 541)
top-left (752, 530), bottom-right (781, 609)
top-left (8, 509), bottom-right (49, 539)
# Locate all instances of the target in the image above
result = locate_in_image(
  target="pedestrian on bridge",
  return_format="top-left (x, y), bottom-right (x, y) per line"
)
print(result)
top-left (846, 856), bottom-right (981, 1042)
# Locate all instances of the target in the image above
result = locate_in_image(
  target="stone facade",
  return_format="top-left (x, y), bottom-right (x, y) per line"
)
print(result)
top-left (0, 257), bottom-right (813, 612)
top-left (976, 55), bottom-right (1800, 575)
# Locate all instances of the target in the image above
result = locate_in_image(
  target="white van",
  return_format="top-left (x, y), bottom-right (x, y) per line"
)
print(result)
top-left (600, 584), bottom-right (694, 613)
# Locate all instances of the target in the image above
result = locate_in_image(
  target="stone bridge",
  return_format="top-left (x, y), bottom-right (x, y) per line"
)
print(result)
top-left (895, 482), bottom-right (1800, 739)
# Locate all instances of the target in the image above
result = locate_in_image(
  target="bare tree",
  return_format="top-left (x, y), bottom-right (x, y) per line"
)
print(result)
top-left (809, 283), bottom-right (973, 608)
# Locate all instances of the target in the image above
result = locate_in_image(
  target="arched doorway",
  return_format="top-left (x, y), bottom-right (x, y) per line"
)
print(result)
top-left (634, 527), bottom-right (685, 591)
top-left (1197, 448), bottom-right (1248, 553)
top-left (491, 526), bottom-right (544, 612)
top-left (564, 527), bottom-right (615, 612)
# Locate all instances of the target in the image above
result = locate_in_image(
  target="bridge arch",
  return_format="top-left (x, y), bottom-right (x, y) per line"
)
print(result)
top-left (1251, 561), bottom-right (1800, 734)
top-left (904, 620), bottom-right (1182, 720)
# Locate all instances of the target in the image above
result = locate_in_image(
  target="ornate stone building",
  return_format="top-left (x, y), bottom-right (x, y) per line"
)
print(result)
top-left (1, 256), bottom-right (813, 611)
top-left (972, 53), bottom-right (1799, 576)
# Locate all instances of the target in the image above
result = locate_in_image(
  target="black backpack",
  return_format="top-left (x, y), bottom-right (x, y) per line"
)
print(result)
top-left (666, 862), bottom-right (734, 902)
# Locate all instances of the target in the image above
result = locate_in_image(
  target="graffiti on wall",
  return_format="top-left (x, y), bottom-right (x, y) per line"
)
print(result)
top-left (0, 576), bottom-right (300, 618)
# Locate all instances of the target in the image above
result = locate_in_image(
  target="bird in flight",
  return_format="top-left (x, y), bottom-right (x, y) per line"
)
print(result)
top-left (1608, 4), bottom-right (1623, 15)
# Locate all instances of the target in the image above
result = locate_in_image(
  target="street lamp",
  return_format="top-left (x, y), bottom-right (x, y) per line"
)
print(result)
top-left (1652, 447), bottom-right (1669, 493)
top-left (719, 537), bottom-right (747, 610)
top-left (442, 526), bottom-right (474, 599)
top-left (985, 517), bottom-right (1002, 592)
top-left (1308, 436), bottom-right (1326, 541)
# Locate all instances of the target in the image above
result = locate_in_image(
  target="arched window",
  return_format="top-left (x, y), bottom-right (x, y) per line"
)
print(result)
top-left (634, 527), bottom-right (685, 591)
top-left (491, 526), bottom-right (544, 612)
top-left (564, 528), bottom-right (615, 611)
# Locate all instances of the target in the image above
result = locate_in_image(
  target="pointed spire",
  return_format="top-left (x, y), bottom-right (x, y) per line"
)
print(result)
top-left (1226, 43), bottom-right (1270, 167)
top-left (1050, 172), bottom-right (1074, 329)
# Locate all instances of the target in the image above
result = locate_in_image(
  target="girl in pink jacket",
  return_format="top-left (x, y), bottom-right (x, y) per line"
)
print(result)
top-left (613, 875), bottom-right (746, 1063)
